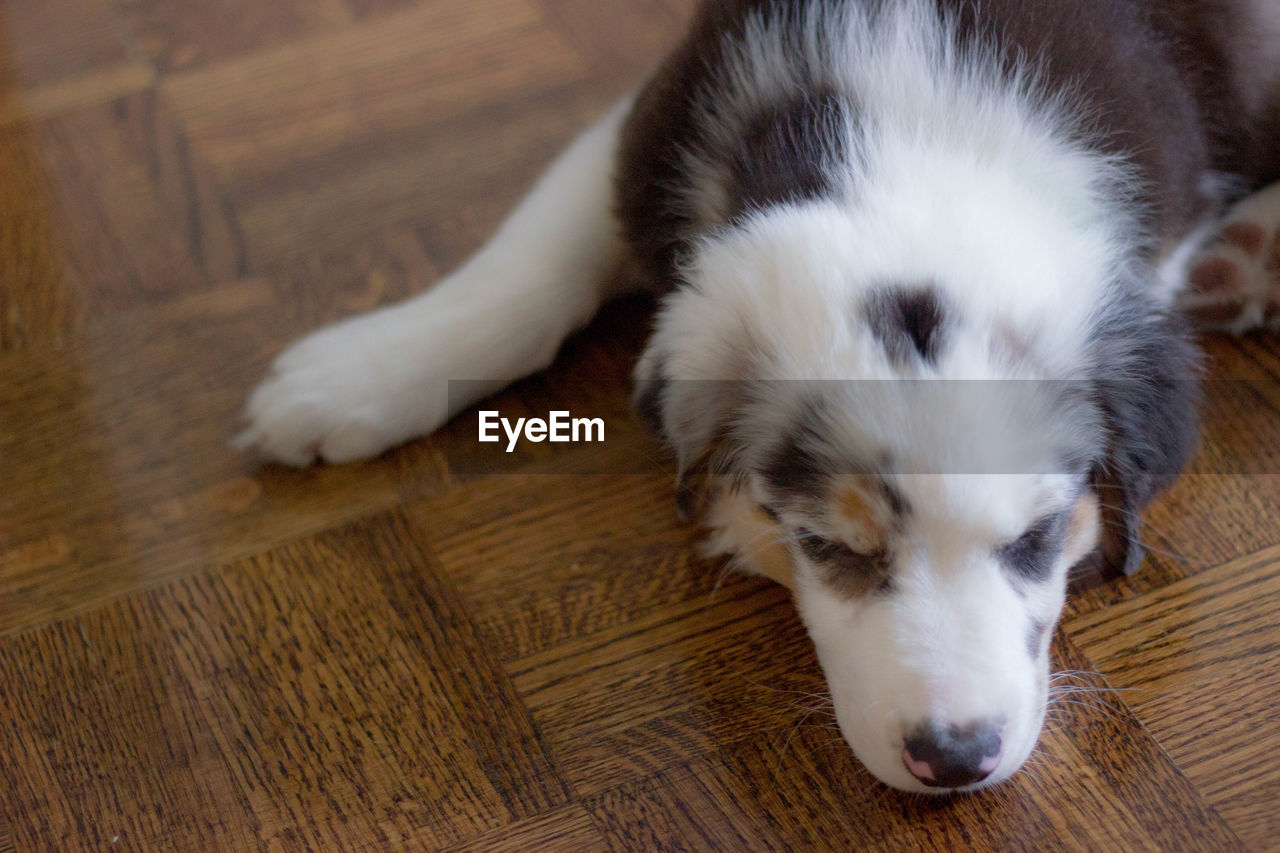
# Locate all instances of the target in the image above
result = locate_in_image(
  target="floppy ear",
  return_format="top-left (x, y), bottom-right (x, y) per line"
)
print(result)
top-left (633, 340), bottom-right (750, 521)
top-left (1090, 309), bottom-right (1200, 576)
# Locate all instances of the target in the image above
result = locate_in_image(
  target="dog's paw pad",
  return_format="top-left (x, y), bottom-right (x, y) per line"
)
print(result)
top-left (1178, 185), bottom-right (1280, 333)
top-left (1187, 256), bottom-right (1244, 294)
top-left (1220, 221), bottom-right (1269, 257)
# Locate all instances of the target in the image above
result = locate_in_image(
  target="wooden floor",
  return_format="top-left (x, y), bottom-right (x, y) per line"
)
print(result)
top-left (2, 0), bottom-right (1279, 850)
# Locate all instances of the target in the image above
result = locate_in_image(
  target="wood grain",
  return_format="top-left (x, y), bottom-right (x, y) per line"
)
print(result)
top-left (0, 0), bottom-right (153, 125)
top-left (1066, 545), bottom-right (1280, 849)
top-left (161, 0), bottom-right (608, 272)
top-left (580, 633), bottom-right (1245, 853)
top-left (1, 0), bottom-right (1277, 849)
top-left (0, 513), bottom-right (568, 850)
top-left (26, 91), bottom-right (240, 305)
top-left (116, 0), bottom-right (354, 73)
top-left (440, 806), bottom-right (608, 853)
top-left (0, 117), bottom-right (79, 350)
top-left (0, 276), bottom-right (448, 636)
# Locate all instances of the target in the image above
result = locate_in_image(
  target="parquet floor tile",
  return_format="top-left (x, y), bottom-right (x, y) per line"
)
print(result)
top-left (3, 0), bottom-right (1277, 849)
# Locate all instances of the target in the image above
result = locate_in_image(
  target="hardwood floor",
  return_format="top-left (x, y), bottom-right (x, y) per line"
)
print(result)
top-left (1, 0), bottom-right (1278, 849)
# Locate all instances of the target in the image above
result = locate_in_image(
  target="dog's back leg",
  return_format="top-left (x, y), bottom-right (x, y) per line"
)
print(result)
top-left (1174, 181), bottom-right (1280, 333)
top-left (237, 98), bottom-right (635, 466)
top-left (1169, 28), bottom-right (1280, 332)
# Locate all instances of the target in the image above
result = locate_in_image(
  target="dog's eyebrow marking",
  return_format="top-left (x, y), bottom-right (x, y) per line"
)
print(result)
top-left (837, 484), bottom-right (881, 532)
top-left (996, 512), bottom-right (1068, 585)
top-left (834, 476), bottom-right (905, 545)
top-left (864, 286), bottom-right (949, 365)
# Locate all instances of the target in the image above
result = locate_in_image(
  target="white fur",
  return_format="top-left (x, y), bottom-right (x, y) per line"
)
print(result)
top-left (791, 476), bottom-right (1095, 792)
top-left (638, 1), bottom-right (1131, 793)
top-left (237, 98), bottom-right (634, 465)
top-left (651, 0), bottom-right (1142, 384)
top-left (240, 0), bottom-right (1200, 795)
top-left (703, 471), bottom-right (1099, 793)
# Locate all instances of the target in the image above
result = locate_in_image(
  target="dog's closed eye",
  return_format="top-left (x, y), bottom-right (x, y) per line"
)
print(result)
top-left (995, 514), bottom-right (1066, 583)
top-left (797, 528), bottom-right (858, 562)
top-left (796, 529), bottom-right (891, 595)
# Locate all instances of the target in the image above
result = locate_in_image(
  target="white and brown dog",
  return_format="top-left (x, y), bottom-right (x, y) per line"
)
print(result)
top-left (236, 0), bottom-right (1280, 793)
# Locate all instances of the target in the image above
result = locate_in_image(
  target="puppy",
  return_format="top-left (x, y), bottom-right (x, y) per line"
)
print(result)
top-left (237, 0), bottom-right (1280, 792)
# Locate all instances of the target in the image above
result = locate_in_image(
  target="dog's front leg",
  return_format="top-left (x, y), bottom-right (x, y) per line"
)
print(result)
top-left (236, 98), bottom-right (635, 466)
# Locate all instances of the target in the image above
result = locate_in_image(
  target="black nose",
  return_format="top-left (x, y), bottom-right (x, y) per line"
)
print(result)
top-left (903, 720), bottom-right (1003, 788)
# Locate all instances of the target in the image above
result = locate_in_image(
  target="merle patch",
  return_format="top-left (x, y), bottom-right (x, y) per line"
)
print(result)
top-left (864, 286), bottom-right (949, 365)
top-left (728, 90), bottom-right (853, 218)
top-left (996, 512), bottom-right (1067, 584)
top-left (761, 400), bottom-right (831, 499)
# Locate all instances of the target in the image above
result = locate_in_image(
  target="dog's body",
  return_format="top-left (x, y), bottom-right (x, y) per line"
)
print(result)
top-left (238, 0), bottom-right (1280, 792)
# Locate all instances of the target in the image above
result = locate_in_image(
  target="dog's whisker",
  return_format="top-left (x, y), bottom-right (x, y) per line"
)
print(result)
top-left (737, 677), bottom-right (833, 701)
top-left (1047, 686), bottom-right (1136, 699)
top-left (1044, 697), bottom-right (1130, 724)
top-left (708, 560), bottom-right (737, 601)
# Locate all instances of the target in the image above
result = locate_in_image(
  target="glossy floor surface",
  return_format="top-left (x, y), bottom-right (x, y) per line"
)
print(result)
top-left (2, 1), bottom-right (1279, 850)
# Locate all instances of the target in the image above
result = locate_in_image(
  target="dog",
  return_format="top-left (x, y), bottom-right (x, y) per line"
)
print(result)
top-left (236, 0), bottom-right (1280, 793)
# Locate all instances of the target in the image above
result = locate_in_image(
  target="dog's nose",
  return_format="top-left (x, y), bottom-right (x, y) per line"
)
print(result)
top-left (902, 719), bottom-right (1003, 788)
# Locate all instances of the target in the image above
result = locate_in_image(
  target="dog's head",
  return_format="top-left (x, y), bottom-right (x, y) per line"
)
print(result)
top-left (635, 203), bottom-right (1198, 792)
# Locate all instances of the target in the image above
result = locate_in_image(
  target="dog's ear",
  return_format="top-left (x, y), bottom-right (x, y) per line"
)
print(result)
top-left (1089, 309), bottom-right (1200, 576)
top-left (634, 339), bottom-right (750, 521)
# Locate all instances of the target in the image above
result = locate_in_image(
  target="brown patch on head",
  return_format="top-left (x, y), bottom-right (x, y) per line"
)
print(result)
top-left (1063, 492), bottom-right (1101, 569)
top-left (833, 477), bottom-right (894, 553)
top-left (1220, 221), bottom-right (1268, 258)
top-left (1188, 256), bottom-right (1242, 293)
top-left (1269, 233), bottom-right (1280, 277)
top-left (779, 476), bottom-right (902, 598)
top-left (838, 484), bottom-right (878, 528)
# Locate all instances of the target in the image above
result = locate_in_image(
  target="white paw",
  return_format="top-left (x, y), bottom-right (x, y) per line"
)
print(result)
top-left (1178, 181), bottom-right (1280, 333)
top-left (235, 307), bottom-right (451, 466)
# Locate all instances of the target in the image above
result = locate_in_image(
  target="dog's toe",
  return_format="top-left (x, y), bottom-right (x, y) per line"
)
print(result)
top-left (1178, 182), bottom-right (1280, 333)
top-left (236, 310), bottom-right (451, 466)
top-left (236, 390), bottom-right (336, 467)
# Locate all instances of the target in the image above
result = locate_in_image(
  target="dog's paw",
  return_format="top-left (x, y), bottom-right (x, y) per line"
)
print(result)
top-left (236, 309), bottom-right (450, 466)
top-left (1178, 181), bottom-right (1280, 332)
